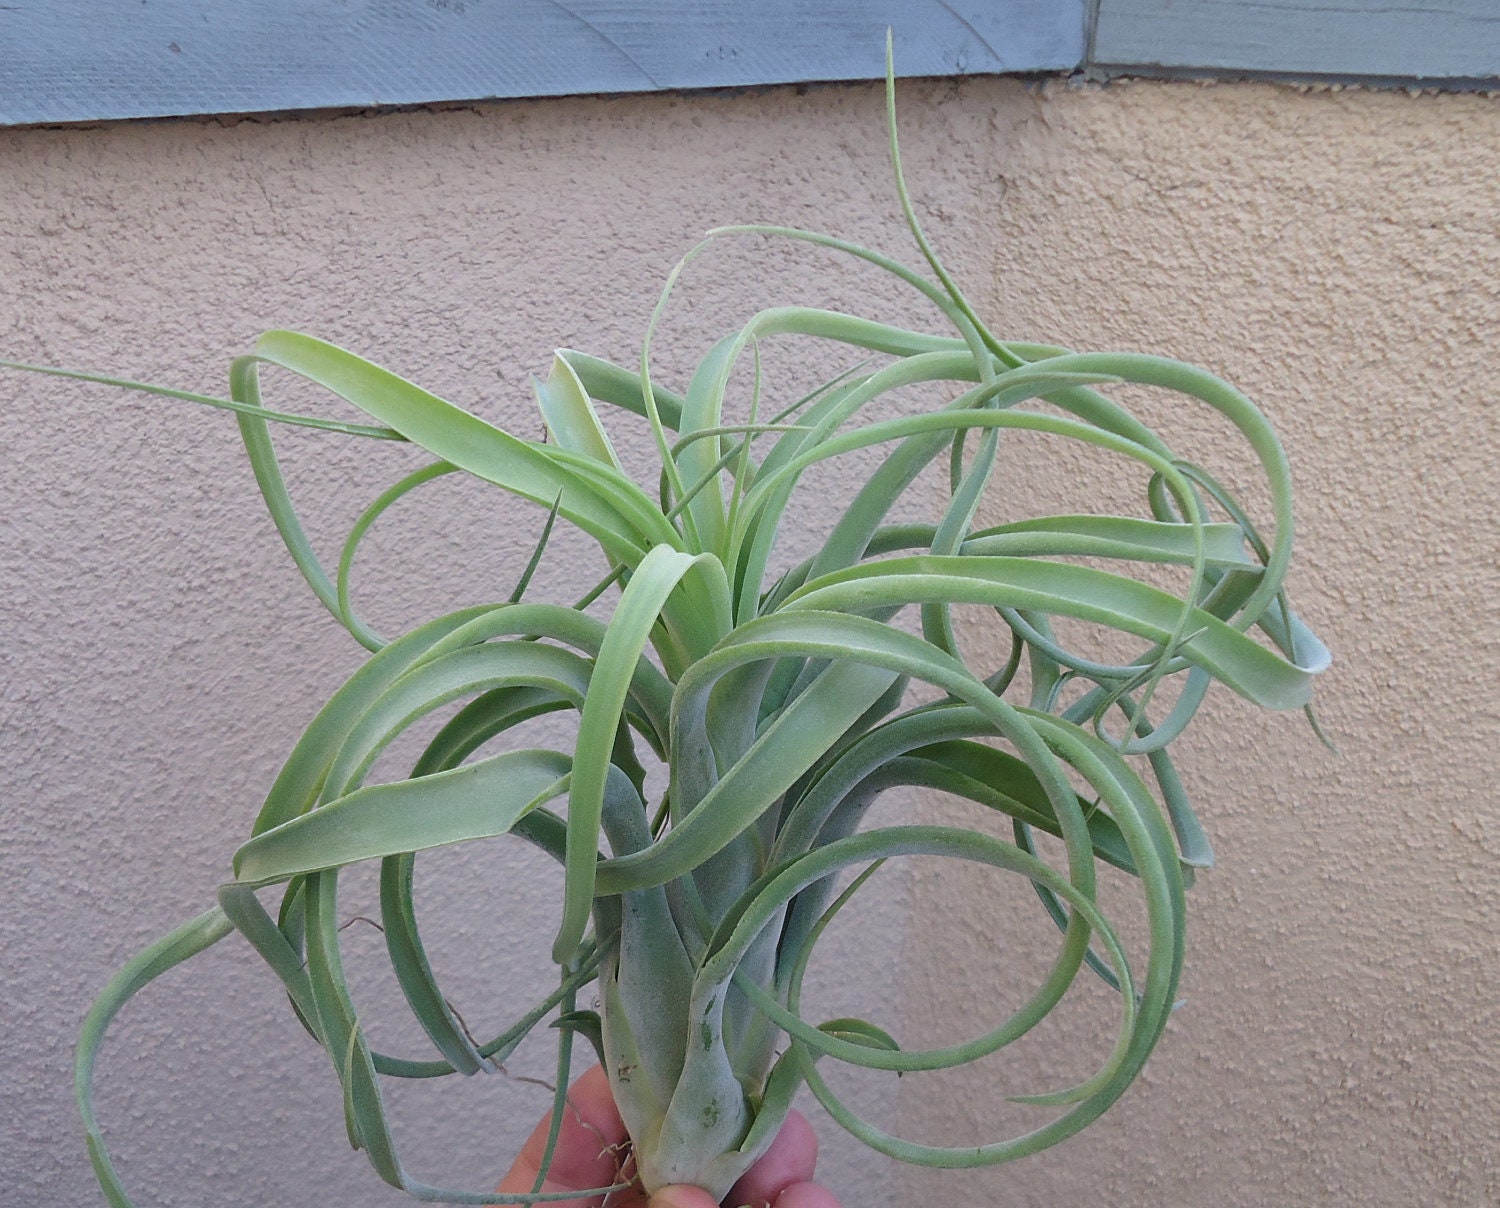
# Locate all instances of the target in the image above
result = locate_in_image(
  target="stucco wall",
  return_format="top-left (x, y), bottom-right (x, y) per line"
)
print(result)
top-left (2, 75), bottom-right (1494, 1206)
top-left (892, 79), bottom-right (1500, 1207)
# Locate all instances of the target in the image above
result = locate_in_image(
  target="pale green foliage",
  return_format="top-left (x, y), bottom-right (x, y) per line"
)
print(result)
top-left (15, 51), bottom-right (1327, 1208)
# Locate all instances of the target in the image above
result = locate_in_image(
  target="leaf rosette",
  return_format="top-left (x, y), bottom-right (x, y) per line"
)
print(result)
top-left (12, 46), bottom-right (1329, 1208)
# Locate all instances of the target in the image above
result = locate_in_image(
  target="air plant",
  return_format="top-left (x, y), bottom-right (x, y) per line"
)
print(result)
top-left (7, 47), bottom-right (1327, 1208)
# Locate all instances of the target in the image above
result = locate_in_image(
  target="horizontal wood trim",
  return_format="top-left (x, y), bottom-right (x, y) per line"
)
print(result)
top-left (1092, 1), bottom-right (1500, 81)
top-left (0, 1), bottom-right (1085, 126)
top-left (3, 1), bottom-right (1496, 127)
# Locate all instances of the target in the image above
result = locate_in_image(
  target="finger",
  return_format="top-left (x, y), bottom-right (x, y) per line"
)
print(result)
top-left (723, 1110), bottom-right (819, 1208)
top-left (645, 1185), bottom-right (720, 1208)
top-left (767, 1183), bottom-right (844, 1208)
top-left (494, 1066), bottom-right (632, 1207)
top-left (492, 1170), bottom-right (610, 1208)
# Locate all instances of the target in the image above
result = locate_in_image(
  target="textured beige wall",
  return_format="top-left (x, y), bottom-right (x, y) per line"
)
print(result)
top-left (2, 75), bottom-right (1495, 1206)
top-left (891, 80), bottom-right (1500, 1207)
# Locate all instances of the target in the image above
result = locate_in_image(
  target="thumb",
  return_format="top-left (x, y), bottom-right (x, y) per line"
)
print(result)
top-left (647, 1186), bottom-right (722, 1208)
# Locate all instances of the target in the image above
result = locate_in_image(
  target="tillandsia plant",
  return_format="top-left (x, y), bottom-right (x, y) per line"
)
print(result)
top-left (7, 49), bottom-right (1327, 1208)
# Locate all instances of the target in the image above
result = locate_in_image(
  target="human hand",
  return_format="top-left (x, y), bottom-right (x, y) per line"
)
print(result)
top-left (493, 1065), bottom-right (843, 1208)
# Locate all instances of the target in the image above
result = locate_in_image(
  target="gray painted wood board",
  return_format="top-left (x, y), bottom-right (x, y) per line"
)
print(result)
top-left (1093, 1), bottom-right (1500, 81)
top-left (4, 1), bottom-right (1496, 127)
top-left (0, 1), bottom-right (1086, 126)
